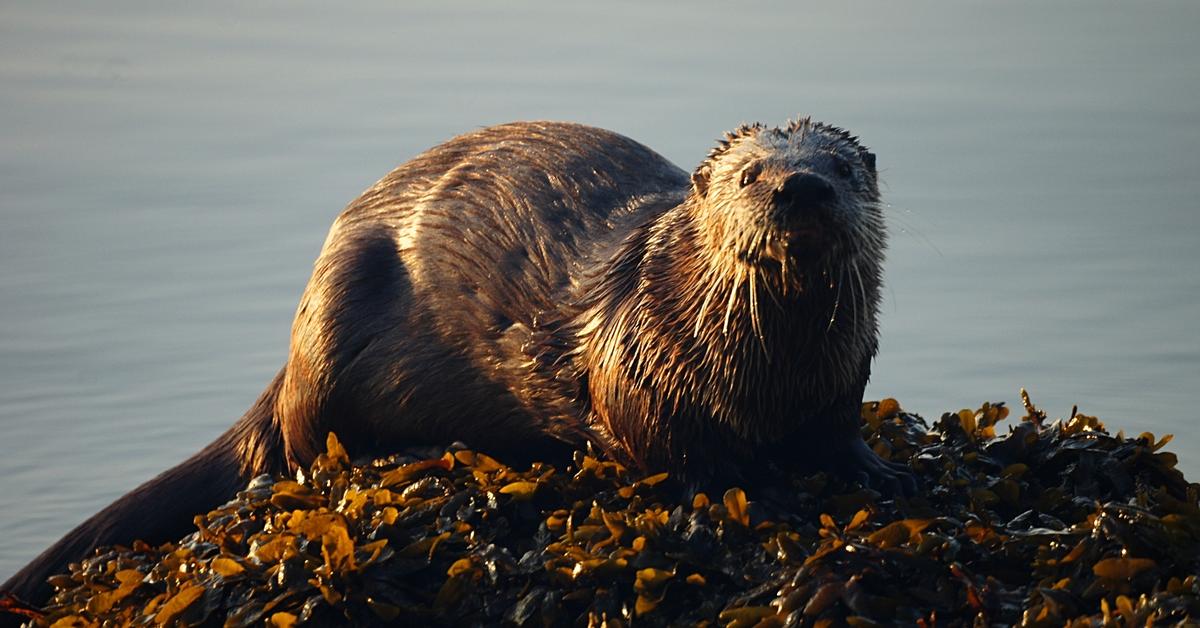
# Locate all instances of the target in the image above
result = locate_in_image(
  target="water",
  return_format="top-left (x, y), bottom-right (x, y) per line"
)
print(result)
top-left (2, 0), bottom-right (1198, 579)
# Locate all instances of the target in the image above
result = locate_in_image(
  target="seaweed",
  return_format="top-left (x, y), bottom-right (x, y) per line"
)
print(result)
top-left (9, 391), bottom-right (1200, 626)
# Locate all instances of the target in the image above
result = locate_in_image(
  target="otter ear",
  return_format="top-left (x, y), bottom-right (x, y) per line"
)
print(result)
top-left (862, 151), bottom-right (877, 172)
top-left (691, 165), bottom-right (711, 198)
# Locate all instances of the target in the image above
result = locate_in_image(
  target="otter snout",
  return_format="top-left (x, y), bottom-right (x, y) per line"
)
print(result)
top-left (774, 172), bottom-right (835, 213)
top-left (760, 172), bottom-right (839, 265)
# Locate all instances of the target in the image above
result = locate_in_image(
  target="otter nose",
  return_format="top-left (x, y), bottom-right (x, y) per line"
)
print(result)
top-left (775, 173), bottom-right (835, 210)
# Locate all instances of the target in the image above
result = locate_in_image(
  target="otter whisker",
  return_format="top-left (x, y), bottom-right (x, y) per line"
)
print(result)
top-left (748, 268), bottom-right (760, 334)
top-left (748, 268), bottom-right (770, 360)
top-left (722, 267), bottom-right (743, 336)
top-left (694, 267), bottom-right (723, 338)
top-left (761, 263), bottom-right (783, 311)
top-left (826, 267), bottom-right (843, 334)
top-left (851, 262), bottom-right (868, 341)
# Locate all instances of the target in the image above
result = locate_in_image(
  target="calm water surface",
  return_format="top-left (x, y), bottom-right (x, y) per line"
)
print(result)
top-left (2, 1), bottom-right (1198, 578)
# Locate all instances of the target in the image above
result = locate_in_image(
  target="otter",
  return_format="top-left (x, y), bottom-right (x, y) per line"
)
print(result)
top-left (2, 118), bottom-right (913, 607)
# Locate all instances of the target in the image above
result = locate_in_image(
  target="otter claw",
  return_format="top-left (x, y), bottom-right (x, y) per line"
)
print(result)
top-left (834, 438), bottom-right (918, 497)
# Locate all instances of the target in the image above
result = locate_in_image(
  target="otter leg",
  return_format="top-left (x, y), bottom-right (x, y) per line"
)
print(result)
top-left (276, 226), bottom-right (559, 467)
top-left (781, 391), bottom-right (918, 496)
top-left (823, 436), bottom-right (918, 497)
top-left (832, 366), bottom-right (918, 496)
top-left (275, 230), bottom-right (413, 469)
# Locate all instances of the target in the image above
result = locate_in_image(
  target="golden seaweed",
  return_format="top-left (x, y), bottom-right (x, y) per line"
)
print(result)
top-left (16, 395), bottom-right (1200, 626)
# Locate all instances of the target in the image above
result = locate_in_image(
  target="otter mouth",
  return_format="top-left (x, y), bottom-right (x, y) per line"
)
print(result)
top-left (761, 225), bottom-right (829, 266)
top-left (784, 226), bottom-right (824, 246)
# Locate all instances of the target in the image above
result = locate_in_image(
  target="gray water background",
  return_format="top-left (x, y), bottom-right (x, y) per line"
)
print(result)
top-left (2, 1), bottom-right (1198, 579)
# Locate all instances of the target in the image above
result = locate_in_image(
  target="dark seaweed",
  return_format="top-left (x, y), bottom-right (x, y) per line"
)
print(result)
top-left (13, 392), bottom-right (1200, 626)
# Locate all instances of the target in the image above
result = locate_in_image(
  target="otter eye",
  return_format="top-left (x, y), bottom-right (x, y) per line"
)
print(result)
top-left (834, 158), bottom-right (853, 179)
top-left (739, 163), bottom-right (762, 188)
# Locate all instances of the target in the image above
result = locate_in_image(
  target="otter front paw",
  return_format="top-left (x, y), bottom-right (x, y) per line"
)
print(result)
top-left (830, 437), bottom-right (917, 497)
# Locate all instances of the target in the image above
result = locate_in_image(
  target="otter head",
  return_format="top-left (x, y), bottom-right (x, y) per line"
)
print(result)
top-left (689, 118), bottom-right (883, 285)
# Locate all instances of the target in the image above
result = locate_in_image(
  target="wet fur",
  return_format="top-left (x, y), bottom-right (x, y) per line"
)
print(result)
top-left (3, 119), bottom-right (885, 607)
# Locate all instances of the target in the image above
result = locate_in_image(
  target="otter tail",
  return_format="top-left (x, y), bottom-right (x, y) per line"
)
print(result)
top-left (0, 368), bottom-right (288, 610)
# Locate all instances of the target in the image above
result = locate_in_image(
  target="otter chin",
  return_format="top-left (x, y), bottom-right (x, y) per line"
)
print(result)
top-left (3, 117), bottom-right (914, 607)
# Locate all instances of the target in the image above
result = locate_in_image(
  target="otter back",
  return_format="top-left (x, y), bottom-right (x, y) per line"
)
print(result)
top-left (275, 121), bottom-right (691, 467)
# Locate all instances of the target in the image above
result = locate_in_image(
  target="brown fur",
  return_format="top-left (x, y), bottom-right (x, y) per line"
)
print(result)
top-left (3, 118), bottom-right (903, 609)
